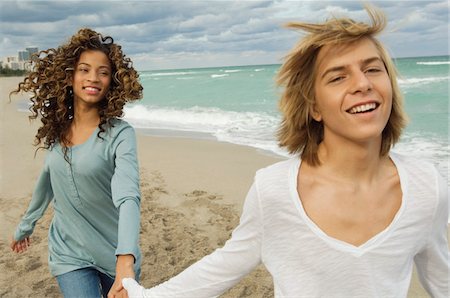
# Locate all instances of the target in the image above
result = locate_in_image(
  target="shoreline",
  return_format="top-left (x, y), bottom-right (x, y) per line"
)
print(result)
top-left (135, 126), bottom-right (284, 160)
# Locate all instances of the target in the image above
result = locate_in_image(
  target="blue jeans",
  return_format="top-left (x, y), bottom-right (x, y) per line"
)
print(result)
top-left (56, 267), bottom-right (114, 298)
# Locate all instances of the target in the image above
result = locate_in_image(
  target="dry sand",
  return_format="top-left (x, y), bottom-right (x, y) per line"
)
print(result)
top-left (0, 76), bottom-right (438, 297)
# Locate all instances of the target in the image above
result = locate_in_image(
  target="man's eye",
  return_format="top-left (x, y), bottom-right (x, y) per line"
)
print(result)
top-left (366, 68), bottom-right (381, 73)
top-left (329, 76), bottom-right (345, 83)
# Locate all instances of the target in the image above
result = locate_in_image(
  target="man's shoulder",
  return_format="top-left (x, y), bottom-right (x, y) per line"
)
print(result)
top-left (390, 151), bottom-right (437, 176)
top-left (255, 157), bottom-right (297, 182)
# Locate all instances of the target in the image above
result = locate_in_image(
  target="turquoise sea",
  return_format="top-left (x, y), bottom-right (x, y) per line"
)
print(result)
top-left (124, 55), bottom-right (449, 184)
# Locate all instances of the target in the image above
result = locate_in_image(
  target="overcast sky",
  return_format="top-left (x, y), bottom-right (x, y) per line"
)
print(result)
top-left (1, 0), bottom-right (448, 70)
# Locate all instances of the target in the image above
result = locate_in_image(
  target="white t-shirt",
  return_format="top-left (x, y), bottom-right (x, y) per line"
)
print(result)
top-left (141, 152), bottom-right (449, 298)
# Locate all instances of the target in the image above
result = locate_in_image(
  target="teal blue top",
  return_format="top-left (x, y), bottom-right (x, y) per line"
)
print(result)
top-left (14, 119), bottom-right (141, 277)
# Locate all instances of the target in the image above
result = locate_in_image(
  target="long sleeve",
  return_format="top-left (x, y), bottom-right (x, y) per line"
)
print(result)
top-left (144, 182), bottom-right (263, 298)
top-left (414, 168), bottom-right (449, 298)
top-left (111, 125), bottom-right (141, 259)
top-left (14, 156), bottom-right (54, 241)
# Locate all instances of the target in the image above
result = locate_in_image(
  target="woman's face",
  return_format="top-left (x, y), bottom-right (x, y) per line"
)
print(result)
top-left (312, 38), bottom-right (393, 145)
top-left (72, 50), bottom-right (112, 107)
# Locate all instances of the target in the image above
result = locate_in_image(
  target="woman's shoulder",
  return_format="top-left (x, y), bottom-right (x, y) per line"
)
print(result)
top-left (99, 119), bottom-right (137, 146)
top-left (106, 118), bottom-right (135, 135)
top-left (108, 118), bottom-right (133, 129)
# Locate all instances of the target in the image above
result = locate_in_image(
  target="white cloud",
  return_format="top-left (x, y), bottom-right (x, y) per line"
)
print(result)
top-left (0, 0), bottom-right (448, 70)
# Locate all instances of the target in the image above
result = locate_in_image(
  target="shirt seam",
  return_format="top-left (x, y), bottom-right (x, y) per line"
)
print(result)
top-left (421, 166), bottom-right (441, 253)
top-left (253, 176), bottom-right (265, 260)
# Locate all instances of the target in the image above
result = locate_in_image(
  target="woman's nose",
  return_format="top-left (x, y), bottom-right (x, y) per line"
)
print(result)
top-left (87, 71), bottom-right (99, 82)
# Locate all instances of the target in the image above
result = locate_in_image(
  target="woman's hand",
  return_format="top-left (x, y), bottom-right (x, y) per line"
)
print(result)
top-left (108, 254), bottom-right (135, 298)
top-left (10, 236), bottom-right (31, 253)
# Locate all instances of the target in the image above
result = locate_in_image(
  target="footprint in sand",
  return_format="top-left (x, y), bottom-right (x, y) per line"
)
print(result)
top-left (25, 256), bottom-right (42, 271)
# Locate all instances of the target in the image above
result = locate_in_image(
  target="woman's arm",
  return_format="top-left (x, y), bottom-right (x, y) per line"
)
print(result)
top-left (11, 157), bottom-right (54, 248)
top-left (109, 124), bottom-right (141, 297)
top-left (111, 124), bottom-right (141, 259)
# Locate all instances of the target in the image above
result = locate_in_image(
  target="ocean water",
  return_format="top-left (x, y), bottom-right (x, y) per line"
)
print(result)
top-left (124, 56), bottom-right (449, 184)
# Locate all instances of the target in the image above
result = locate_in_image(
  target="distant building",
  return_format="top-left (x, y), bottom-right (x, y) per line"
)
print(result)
top-left (3, 56), bottom-right (17, 63)
top-left (1, 46), bottom-right (39, 70)
top-left (10, 62), bottom-right (21, 70)
top-left (18, 50), bottom-right (30, 61)
top-left (2, 56), bottom-right (19, 70)
top-left (26, 47), bottom-right (39, 61)
top-left (2, 56), bottom-right (17, 68)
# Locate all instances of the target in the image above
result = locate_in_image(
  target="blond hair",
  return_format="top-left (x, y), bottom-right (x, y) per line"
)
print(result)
top-left (277, 6), bottom-right (407, 165)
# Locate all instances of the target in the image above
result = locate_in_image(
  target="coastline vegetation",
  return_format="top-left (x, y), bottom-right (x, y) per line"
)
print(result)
top-left (0, 65), bottom-right (28, 77)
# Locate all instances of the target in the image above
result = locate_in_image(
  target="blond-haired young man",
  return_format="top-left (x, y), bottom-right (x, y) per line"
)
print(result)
top-left (123, 6), bottom-right (448, 298)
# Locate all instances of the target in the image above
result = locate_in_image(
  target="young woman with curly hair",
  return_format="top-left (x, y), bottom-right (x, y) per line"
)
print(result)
top-left (122, 5), bottom-right (448, 298)
top-left (10, 28), bottom-right (143, 298)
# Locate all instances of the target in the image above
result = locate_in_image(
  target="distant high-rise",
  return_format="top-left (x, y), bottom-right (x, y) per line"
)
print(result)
top-left (18, 50), bottom-right (30, 61)
top-left (26, 47), bottom-right (39, 61)
top-left (1, 46), bottom-right (39, 70)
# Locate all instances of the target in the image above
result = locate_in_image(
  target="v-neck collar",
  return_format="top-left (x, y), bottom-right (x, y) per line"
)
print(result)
top-left (288, 153), bottom-right (408, 256)
top-left (67, 127), bottom-right (100, 150)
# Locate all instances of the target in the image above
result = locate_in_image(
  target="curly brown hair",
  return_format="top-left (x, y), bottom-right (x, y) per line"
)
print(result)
top-left (10, 28), bottom-right (143, 157)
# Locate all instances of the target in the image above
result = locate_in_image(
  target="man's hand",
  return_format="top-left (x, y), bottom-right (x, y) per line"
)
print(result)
top-left (122, 278), bottom-right (146, 298)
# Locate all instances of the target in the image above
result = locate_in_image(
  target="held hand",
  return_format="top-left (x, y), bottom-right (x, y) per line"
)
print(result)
top-left (122, 278), bottom-right (146, 298)
top-left (10, 236), bottom-right (31, 253)
top-left (108, 254), bottom-right (135, 298)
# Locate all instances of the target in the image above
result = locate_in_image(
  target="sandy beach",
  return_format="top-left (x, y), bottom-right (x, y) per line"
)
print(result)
top-left (0, 76), bottom-right (440, 297)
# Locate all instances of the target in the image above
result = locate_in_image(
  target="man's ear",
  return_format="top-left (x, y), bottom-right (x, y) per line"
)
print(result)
top-left (310, 104), bottom-right (322, 122)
